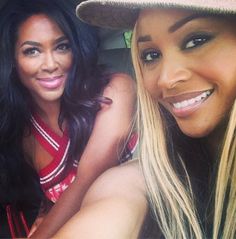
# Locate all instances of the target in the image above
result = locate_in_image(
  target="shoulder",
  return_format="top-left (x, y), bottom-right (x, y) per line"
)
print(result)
top-left (82, 159), bottom-right (146, 207)
top-left (102, 73), bottom-right (135, 98)
top-left (77, 160), bottom-right (147, 238)
top-left (109, 72), bottom-right (134, 85)
top-left (55, 160), bottom-right (147, 238)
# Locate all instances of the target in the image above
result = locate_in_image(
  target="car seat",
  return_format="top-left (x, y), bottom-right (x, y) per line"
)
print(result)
top-left (97, 29), bottom-right (134, 77)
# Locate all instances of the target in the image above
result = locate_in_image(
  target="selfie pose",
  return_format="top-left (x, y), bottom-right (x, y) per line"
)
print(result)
top-left (0, 0), bottom-right (135, 237)
top-left (53, 1), bottom-right (236, 238)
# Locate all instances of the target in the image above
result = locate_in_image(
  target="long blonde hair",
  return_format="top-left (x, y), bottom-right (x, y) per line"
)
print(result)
top-left (131, 20), bottom-right (236, 238)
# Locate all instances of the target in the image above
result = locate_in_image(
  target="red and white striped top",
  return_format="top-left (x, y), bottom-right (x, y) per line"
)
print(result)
top-left (30, 113), bottom-right (138, 203)
top-left (31, 114), bottom-right (77, 203)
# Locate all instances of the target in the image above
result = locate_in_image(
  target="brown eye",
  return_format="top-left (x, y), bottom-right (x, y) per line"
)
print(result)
top-left (141, 49), bottom-right (161, 64)
top-left (56, 42), bottom-right (71, 52)
top-left (183, 33), bottom-right (214, 50)
top-left (23, 47), bottom-right (40, 56)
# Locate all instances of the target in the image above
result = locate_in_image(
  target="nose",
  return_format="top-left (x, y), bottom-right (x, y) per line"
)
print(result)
top-left (157, 57), bottom-right (192, 90)
top-left (41, 52), bottom-right (58, 73)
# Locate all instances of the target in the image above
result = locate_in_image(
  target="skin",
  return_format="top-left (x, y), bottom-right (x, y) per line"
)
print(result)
top-left (137, 9), bottom-right (236, 143)
top-left (15, 14), bottom-right (72, 116)
top-left (54, 160), bottom-right (147, 239)
top-left (14, 13), bottom-right (136, 238)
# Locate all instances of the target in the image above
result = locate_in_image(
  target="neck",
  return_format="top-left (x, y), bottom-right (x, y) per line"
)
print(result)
top-left (32, 100), bottom-right (62, 132)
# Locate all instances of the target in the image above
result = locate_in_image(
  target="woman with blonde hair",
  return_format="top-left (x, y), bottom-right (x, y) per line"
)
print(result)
top-left (54, 1), bottom-right (236, 238)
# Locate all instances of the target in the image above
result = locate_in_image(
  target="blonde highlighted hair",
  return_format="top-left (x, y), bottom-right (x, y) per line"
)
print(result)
top-left (131, 21), bottom-right (236, 238)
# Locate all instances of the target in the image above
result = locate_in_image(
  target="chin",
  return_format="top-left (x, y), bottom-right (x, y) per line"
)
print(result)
top-left (179, 126), bottom-right (213, 139)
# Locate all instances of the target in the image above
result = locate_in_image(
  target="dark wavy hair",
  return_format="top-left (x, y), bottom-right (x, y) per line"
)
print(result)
top-left (0, 0), bottom-right (110, 205)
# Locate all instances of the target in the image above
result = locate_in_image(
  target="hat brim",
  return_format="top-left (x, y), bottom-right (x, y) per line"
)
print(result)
top-left (76, 0), bottom-right (236, 29)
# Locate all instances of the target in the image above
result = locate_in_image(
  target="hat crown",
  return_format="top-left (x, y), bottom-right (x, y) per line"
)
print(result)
top-left (77, 0), bottom-right (236, 29)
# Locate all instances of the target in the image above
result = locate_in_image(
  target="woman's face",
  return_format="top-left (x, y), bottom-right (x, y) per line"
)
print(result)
top-left (15, 14), bottom-right (73, 106)
top-left (136, 9), bottom-right (236, 138)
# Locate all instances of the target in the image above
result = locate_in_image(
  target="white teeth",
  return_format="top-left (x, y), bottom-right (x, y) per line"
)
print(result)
top-left (195, 95), bottom-right (201, 101)
top-left (189, 98), bottom-right (195, 104)
top-left (173, 90), bottom-right (211, 109)
top-left (182, 100), bottom-right (188, 107)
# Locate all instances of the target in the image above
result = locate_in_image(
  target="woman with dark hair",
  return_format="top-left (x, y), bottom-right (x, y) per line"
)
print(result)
top-left (0, 0), bottom-right (135, 237)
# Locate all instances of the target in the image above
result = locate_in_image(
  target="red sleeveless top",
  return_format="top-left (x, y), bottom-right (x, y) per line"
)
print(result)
top-left (30, 114), bottom-right (138, 203)
top-left (30, 114), bottom-right (77, 203)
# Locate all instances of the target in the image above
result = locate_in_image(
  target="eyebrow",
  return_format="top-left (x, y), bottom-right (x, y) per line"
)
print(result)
top-left (54, 36), bottom-right (68, 44)
top-left (20, 36), bottom-right (68, 48)
top-left (168, 13), bottom-right (211, 33)
top-left (137, 14), bottom-right (212, 44)
top-left (20, 41), bottom-right (41, 48)
top-left (137, 35), bottom-right (152, 43)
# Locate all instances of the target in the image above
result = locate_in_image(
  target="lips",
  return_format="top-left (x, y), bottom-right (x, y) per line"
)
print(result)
top-left (163, 89), bottom-right (214, 118)
top-left (37, 75), bottom-right (65, 89)
top-left (172, 90), bottom-right (211, 109)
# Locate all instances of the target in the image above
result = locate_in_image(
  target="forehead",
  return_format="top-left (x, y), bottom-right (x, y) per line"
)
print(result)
top-left (136, 8), bottom-right (233, 36)
top-left (139, 8), bottom-right (193, 22)
top-left (17, 14), bottom-right (63, 41)
top-left (136, 8), bottom-right (195, 34)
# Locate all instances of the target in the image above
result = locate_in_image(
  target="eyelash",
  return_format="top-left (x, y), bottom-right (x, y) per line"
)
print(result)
top-left (140, 49), bottom-right (161, 64)
top-left (22, 42), bottom-right (71, 57)
top-left (22, 47), bottom-right (39, 56)
top-left (56, 42), bottom-right (71, 52)
top-left (182, 33), bottom-right (214, 50)
top-left (140, 33), bottom-right (214, 65)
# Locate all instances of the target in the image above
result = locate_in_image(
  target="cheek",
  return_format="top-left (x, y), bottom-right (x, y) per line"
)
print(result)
top-left (61, 53), bottom-right (73, 72)
top-left (142, 71), bottom-right (159, 98)
top-left (204, 56), bottom-right (236, 101)
top-left (199, 43), bottom-right (236, 81)
top-left (16, 59), bottom-right (37, 82)
top-left (224, 78), bottom-right (236, 107)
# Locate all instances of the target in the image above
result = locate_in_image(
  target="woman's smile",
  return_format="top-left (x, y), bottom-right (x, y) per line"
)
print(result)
top-left (137, 9), bottom-right (236, 137)
top-left (37, 75), bottom-right (66, 90)
top-left (164, 89), bottom-right (213, 118)
top-left (15, 14), bottom-right (72, 105)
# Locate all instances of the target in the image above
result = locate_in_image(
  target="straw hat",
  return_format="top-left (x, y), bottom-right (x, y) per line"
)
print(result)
top-left (76, 0), bottom-right (236, 29)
